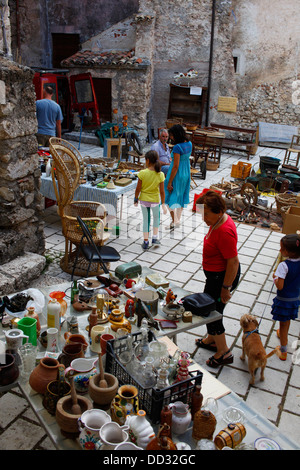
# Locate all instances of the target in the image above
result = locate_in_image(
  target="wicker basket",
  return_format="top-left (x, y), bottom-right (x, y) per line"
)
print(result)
top-left (165, 118), bottom-right (183, 128)
top-left (275, 192), bottom-right (298, 214)
top-left (206, 160), bottom-right (219, 171)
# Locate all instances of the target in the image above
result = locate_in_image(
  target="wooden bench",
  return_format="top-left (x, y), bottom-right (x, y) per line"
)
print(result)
top-left (210, 123), bottom-right (258, 160)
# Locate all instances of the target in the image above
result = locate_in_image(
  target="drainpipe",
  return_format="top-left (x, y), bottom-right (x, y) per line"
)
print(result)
top-left (205, 0), bottom-right (216, 127)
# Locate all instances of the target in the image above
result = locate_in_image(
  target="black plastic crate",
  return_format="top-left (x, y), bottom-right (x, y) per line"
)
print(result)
top-left (105, 330), bottom-right (203, 424)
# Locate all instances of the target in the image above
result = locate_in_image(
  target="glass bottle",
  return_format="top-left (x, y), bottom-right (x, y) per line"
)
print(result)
top-left (71, 281), bottom-right (79, 304)
top-left (156, 363), bottom-right (170, 390)
top-left (191, 385), bottom-right (203, 420)
top-left (140, 356), bottom-right (156, 389)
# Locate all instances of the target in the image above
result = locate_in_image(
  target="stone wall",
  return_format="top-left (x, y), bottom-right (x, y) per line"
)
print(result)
top-left (0, 57), bottom-right (45, 265)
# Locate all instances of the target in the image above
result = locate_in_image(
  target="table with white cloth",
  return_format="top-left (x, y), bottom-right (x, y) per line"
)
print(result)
top-left (40, 174), bottom-right (137, 219)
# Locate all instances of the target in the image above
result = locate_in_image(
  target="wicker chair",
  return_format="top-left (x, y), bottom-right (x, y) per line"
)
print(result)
top-left (49, 137), bottom-right (110, 277)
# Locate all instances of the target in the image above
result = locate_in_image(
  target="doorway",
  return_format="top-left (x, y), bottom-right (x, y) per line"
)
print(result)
top-left (52, 33), bottom-right (80, 68)
top-left (92, 78), bottom-right (112, 123)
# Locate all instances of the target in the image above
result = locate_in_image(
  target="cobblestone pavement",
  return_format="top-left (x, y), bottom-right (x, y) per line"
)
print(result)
top-left (0, 140), bottom-right (299, 450)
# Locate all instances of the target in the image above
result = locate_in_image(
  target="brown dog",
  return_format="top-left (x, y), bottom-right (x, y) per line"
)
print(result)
top-left (240, 314), bottom-right (276, 385)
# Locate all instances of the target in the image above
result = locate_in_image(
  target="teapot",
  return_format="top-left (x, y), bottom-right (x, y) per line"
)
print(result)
top-left (65, 357), bottom-right (98, 393)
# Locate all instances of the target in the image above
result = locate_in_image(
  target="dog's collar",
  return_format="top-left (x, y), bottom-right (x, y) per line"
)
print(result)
top-left (244, 328), bottom-right (259, 339)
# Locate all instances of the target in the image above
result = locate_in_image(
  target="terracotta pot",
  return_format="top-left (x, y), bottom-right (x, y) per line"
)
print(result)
top-left (29, 357), bottom-right (65, 394)
top-left (88, 372), bottom-right (119, 408)
top-left (0, 353), bottom-right (19, 386)
top-left (55, 395), bottom-right (92, 438)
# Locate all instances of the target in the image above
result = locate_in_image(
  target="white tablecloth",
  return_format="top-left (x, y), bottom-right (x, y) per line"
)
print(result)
top-left (40, 175), bottom-right (137, 217)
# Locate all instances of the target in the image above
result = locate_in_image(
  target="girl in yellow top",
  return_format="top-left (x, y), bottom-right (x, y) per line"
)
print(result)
top-left (134, 150), bottom-right (167, 250)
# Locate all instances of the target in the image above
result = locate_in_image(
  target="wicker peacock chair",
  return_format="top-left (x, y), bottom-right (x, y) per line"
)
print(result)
top-left (49, 137), bottom-right (110, 276)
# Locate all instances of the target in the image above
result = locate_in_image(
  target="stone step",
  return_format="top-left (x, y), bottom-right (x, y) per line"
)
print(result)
top-left (62, 131), bottom-right (100, 146)
top-left (0, 252), bottom-right (46, 296)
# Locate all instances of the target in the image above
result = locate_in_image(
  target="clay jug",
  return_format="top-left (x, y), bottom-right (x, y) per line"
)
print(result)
top-left (64, 357), bottom-right (97, 393)
top-left (0, 353), bottom-right (19, 386)
top-left (29, 357), bottom-right (65, 394)
top-left (160, 405), bottom-right (173, 438)
top-left (146, 424), bottom-right (177, 451)
top-left (58, 343), bottom-right (84, 368)
top-left (110, 384), bottom-right (139, 425)
top-left (191, 385), bottom-right (203, 420)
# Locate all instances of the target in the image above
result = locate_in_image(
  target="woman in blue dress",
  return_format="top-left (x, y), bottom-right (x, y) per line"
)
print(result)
top-left (164, 124), bottom-right (192, 229)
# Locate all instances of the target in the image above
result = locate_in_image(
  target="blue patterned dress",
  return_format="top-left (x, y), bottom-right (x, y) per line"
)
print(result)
top-left (271, 259), bottom-right (300, 321)
top-left (164, 141), bottom-right (192, 209)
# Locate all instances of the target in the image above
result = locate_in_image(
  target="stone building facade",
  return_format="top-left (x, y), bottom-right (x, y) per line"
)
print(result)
top-left (7, 0), bottom-right (300, 140)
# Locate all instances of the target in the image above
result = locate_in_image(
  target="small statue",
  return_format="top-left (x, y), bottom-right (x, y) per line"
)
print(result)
top-left (165, 289), bottom-right (177, 306)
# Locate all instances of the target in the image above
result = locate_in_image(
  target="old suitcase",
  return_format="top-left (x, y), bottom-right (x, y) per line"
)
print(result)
top-left (115, 262), bottom-right (142, 280)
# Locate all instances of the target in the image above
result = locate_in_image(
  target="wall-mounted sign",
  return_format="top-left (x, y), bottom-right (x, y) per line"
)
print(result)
top-left (217, 96), bottom-right (238, 112)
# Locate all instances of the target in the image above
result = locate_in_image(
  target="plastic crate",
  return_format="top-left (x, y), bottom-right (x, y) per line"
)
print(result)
top-left (231, 161), bottom-right (252, 179)
top-left (105, 330), bottom-right (203, 424)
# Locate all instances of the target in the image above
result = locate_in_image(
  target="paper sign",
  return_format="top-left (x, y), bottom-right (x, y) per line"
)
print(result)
top-left (190, 86), bottom-right (202, 95)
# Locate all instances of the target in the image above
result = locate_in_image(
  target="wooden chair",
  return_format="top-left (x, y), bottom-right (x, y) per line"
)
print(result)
top-left (282, 135), bottom-right (300, 170)
top-left (49, 137), bottom-right (110, 277)
top-left (71, 217), bottom-right (120, 280)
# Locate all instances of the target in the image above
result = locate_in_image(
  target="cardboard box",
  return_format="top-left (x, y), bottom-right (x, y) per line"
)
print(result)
top-left (282, 205), bottom-right (300, 234)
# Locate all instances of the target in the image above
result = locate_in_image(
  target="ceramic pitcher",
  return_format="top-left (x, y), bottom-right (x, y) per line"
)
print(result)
top-left (65, 357), bottom-right (98, 393)
top-left (78, 409), bottom-right (111, 450)
top-left (99, 422), bottom-right (129, 450)
top-left (170, 401), bottom-right (192, 435)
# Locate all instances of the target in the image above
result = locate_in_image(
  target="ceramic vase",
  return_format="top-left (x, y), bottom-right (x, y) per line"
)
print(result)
top-left (110, 384), bottom-right (139, 425)
top-left (29, 357), bottom-right (64, 394)
top-left (49, 291), bottom-right (67, 316)
top-left (126, 410), bottom-right (155, 449)
top-left (78, 409), bottom-right (111, 450)
top-left (170, 401), bottom-right (191, 435)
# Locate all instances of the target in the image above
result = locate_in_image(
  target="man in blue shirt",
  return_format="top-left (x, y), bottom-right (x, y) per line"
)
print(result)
top-left (36, 85), bottom-right (63, 146)
top-left (151, 128), bottom-right (171, 175)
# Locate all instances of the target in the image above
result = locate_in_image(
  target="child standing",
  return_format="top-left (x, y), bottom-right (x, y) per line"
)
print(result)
top-left (272, 234), bottom-right (300, 361)
top-left (134, 150), bottom-right (167, 250)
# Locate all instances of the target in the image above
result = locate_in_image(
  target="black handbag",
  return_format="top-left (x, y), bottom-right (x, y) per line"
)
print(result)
top-left (180, 293), bottom-right (216, 317)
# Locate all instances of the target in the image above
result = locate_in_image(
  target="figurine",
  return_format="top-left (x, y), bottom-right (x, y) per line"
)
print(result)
top-left (165, 289), bottom-right (177, 305)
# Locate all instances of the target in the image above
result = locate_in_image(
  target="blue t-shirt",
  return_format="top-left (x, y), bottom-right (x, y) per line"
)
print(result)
top-left (36, 99), bottom-right (63, 136)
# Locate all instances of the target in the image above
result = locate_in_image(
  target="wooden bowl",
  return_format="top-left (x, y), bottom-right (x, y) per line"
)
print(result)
top-left (55, 395), bottom-right (92, 438)
top-left (89, 373), bottom-right (119, 408)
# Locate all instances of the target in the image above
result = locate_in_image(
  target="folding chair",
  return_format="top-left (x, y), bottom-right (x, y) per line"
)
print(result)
top-left (71, 216), bottom-right (121, 280)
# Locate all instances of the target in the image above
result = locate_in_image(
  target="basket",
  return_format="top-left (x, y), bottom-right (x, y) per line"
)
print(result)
top-left (165, 118), bottom-right (183, 129)
top-left (206, 160), bottom-right (219, 171)
top-left (275, 192), bottom-right (298, 214)
top-left (105, 330), bottom-right (203, 424)
top-left (231, 161), bottom-right (252, 179)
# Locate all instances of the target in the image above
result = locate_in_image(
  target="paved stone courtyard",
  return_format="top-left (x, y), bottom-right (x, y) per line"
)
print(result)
top-left (0, 139), bottom-right (299, 450)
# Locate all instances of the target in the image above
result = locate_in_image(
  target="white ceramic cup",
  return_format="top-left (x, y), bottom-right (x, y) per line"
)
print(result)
top-left (5, 329), bottom-right (29, 350)
top-left (47, 327), bottom-right (58, 352)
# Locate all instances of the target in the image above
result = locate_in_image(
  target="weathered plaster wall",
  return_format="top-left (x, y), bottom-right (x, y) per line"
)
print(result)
top-left (231, 0), bottom-right (300, 127)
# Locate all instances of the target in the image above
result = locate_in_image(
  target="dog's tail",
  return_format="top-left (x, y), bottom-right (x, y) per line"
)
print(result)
top-left (266, 348), bottom-right (278, 359)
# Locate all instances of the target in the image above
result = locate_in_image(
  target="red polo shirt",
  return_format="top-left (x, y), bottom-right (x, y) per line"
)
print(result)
top-left (202, 216), bottom-right (238, 272)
